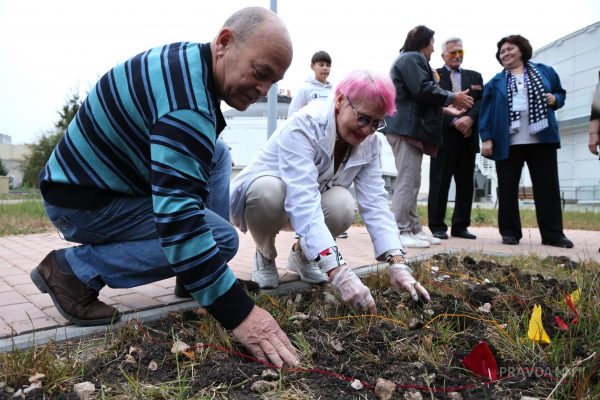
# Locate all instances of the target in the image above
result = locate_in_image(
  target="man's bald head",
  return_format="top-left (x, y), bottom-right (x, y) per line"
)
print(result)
top-left (211, 7), bottom-right (293, 111)
top-left (221, 7), bottom-right (285, 45)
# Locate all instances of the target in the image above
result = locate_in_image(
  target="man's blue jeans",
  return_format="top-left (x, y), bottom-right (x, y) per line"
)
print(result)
top-left (43, 139), bottom-right (237, 291)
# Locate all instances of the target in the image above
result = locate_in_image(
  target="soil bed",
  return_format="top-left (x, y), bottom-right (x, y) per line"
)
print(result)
top-left (1, 254), bottom-right (598, 399)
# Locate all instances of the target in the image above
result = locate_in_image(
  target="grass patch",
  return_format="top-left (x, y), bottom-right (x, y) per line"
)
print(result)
top-left (2, 189), bottom-right (600, 237)
top-left (354, 205), bottom-right (600, 231)
top-left (0, 199), bottom-right (53, 236)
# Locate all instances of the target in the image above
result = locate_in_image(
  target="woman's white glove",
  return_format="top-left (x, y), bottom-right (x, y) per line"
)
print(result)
top-left (330, 265), bottom-right (377, 314)
top-left (389, 264), bottom-right (430, 302)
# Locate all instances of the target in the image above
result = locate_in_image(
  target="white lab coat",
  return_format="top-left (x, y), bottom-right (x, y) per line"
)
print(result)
top-left (230, 100), bottom-right (403, 260)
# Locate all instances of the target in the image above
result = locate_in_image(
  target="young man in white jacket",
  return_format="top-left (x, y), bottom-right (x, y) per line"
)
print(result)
top-left (230, 70), bottom-right (430, 313)
top-left (287, 50), bottom-right (333, 117)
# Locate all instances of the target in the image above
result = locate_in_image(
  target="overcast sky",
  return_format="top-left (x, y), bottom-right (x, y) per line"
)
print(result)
top-left (1, 0), bottom-right (599, 144)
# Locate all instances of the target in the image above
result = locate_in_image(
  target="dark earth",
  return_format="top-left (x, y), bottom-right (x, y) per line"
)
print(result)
top-left (1, 254), bottom-right (597, 399)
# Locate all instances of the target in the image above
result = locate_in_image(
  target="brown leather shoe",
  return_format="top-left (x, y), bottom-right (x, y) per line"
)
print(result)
top-left (30, 251), bottom-right (121, 326)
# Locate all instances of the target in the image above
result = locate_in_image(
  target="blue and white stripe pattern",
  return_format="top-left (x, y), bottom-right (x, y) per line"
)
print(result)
top-left (40, 42), bottom-right (253, 329)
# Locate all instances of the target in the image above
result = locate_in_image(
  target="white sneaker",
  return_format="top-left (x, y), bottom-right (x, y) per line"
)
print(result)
top-left (400, 232), bottom-right (430, 248)
top-left (414, 230), bottom-right (442, 245)
top-left (251, 251), bottom-right (279, 289)
top-left (287, 247), bottom-right (328, 284)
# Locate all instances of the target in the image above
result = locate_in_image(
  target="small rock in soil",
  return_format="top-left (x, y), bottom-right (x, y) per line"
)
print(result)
top-left (323, 292), bottom-right (338, 305)
top-left (251, 380), bottom-right (277, 393)
top-left (403, 390), bottom-right (423, 400)
top-left (128, 346), bottom-right (144, 358)
top-left (478, 303), bottom-right (492, 313)
top-left (330, 338), bottom-right (344, 352)
top-left (375, 377), bottom-right (395, 400)
top-left (171, 340), bottom-right (190, 354)
top-left (295, 293), bottom-right (303, 304)
top-left (289, 312), bottom-right (309, 321)
top-left (73, 381), bottom-right (95, 399)
top-left (124, 354), bottom-right (137, 364)
top-left (261, 369), bottom-right (279, 380)
top-left (351, 379), bottom-right (363, 390)
top-left (411, 361), bottom-right (424, 369)
top-left (28, 373), bottom-right (45, 383)
top-left (447, 392), bottom-right (463, 400)
top-left (147, 360), bottom-right (158, 371)
top-left (408, 318), bottom-right (423, 330)
top-left (23, 381), bottom-right (42, 394)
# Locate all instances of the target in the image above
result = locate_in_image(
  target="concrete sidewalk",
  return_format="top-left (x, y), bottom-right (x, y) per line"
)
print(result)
top-left (1, 226), bottom-right (599, 343)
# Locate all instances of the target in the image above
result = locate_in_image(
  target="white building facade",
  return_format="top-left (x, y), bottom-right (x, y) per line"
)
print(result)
top-left (530, 21), bottom-right (600, 203)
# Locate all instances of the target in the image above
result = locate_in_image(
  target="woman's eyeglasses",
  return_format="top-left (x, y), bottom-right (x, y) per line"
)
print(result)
top-left (347, 97), bottom-right (387, 131)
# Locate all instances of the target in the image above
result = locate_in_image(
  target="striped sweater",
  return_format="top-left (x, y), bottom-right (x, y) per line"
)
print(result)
top-left (39, 42), bottom-right (253, 329)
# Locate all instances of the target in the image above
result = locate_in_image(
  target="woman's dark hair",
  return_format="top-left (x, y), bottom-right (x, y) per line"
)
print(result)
top-left (311, 50), bottom-right (332, 65)
top-left (401, 25), bottom-right (435, 52)
top-left (495, 35), bottom-right (532, 65)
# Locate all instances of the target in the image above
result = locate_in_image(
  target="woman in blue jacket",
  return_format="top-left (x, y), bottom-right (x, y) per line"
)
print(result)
top-left (479, 34), bottom-right (573, 248)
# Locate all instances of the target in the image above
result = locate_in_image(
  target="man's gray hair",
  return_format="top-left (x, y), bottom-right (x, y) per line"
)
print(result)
top-left (441, 37), bottom-right (463, 53)
top-left (223, 7), bottom-right (272, 45)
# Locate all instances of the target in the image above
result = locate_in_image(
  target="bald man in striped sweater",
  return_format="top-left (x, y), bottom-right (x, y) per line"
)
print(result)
top-left (31, 7), bottom-right (299, 367)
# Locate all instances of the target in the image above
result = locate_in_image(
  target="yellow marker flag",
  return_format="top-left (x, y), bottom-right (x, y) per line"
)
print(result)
top-left (528, 304), bottom-right (551, 344)
top-left (570, 288), bottom-right (581, 306)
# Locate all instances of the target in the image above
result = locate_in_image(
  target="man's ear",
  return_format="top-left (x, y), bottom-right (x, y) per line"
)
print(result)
top-left (215, 28), bottom-right (234, 56)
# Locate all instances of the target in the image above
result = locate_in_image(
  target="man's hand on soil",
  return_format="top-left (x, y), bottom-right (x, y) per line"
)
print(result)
top-left (330, 265), bottom-right (377, 314)
top-left (389, 264), bottom-right (430, 303)
top-left (232, 305), bottom-right (299, 367)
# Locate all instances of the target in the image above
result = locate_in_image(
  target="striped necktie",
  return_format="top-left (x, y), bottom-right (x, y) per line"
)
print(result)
top-left (450, 70), bottom-right (461, 92)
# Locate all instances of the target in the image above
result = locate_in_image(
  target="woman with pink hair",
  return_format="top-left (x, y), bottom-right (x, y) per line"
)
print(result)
top-left (230, 70), bottom-right (430, 313)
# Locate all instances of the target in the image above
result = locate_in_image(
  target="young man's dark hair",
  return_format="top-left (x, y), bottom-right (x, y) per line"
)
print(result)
top-left (311, 50), bottom-right (332, 65)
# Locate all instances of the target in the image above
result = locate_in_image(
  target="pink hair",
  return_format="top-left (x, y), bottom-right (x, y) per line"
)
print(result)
top-left (334, 70), bottom-right (396, 116)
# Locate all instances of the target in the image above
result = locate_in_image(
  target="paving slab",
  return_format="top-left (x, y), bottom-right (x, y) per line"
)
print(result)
top-left (0, 226), bottom-right (598, 349)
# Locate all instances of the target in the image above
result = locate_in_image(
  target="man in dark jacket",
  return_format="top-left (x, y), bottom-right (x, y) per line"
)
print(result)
top-left (382, 26), bottom-right (473, 248)
top-left (428, 37), bottom-right (483, 240)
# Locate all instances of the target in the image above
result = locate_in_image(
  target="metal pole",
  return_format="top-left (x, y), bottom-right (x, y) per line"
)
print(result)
top-left (266, 0), bottom-right (278, 138)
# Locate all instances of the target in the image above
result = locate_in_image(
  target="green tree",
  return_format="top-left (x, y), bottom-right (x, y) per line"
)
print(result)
top-left (0, 158), bottom-right (8, 176)
top-left (21, 93), bottom-right (81, 187)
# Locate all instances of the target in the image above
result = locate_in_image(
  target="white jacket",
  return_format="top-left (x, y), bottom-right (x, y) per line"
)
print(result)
top-left (287, 77), bottom-right (333, 117)
top-left (230, 100), bottom-right (404, 261)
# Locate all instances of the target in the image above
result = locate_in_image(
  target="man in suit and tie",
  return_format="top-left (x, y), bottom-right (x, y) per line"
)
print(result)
top-left (428, 37), bottom-right (483, 240)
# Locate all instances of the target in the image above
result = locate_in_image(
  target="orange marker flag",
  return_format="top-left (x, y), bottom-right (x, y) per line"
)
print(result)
top-left (528, 304), bottom-right (551, 344)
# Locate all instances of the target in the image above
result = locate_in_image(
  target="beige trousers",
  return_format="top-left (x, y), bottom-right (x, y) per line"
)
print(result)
top-left (244, 176), bottom-right (355, 260)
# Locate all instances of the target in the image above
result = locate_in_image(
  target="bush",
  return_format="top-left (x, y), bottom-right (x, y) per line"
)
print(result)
top-left (20, 93), bottom-right (81, 187)
top-left (0, 158), bottom-right (8, 176)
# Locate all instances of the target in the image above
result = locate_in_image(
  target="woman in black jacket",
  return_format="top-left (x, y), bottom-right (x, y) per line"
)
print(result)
top-left (382, 25), bottom-right (473, 248)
